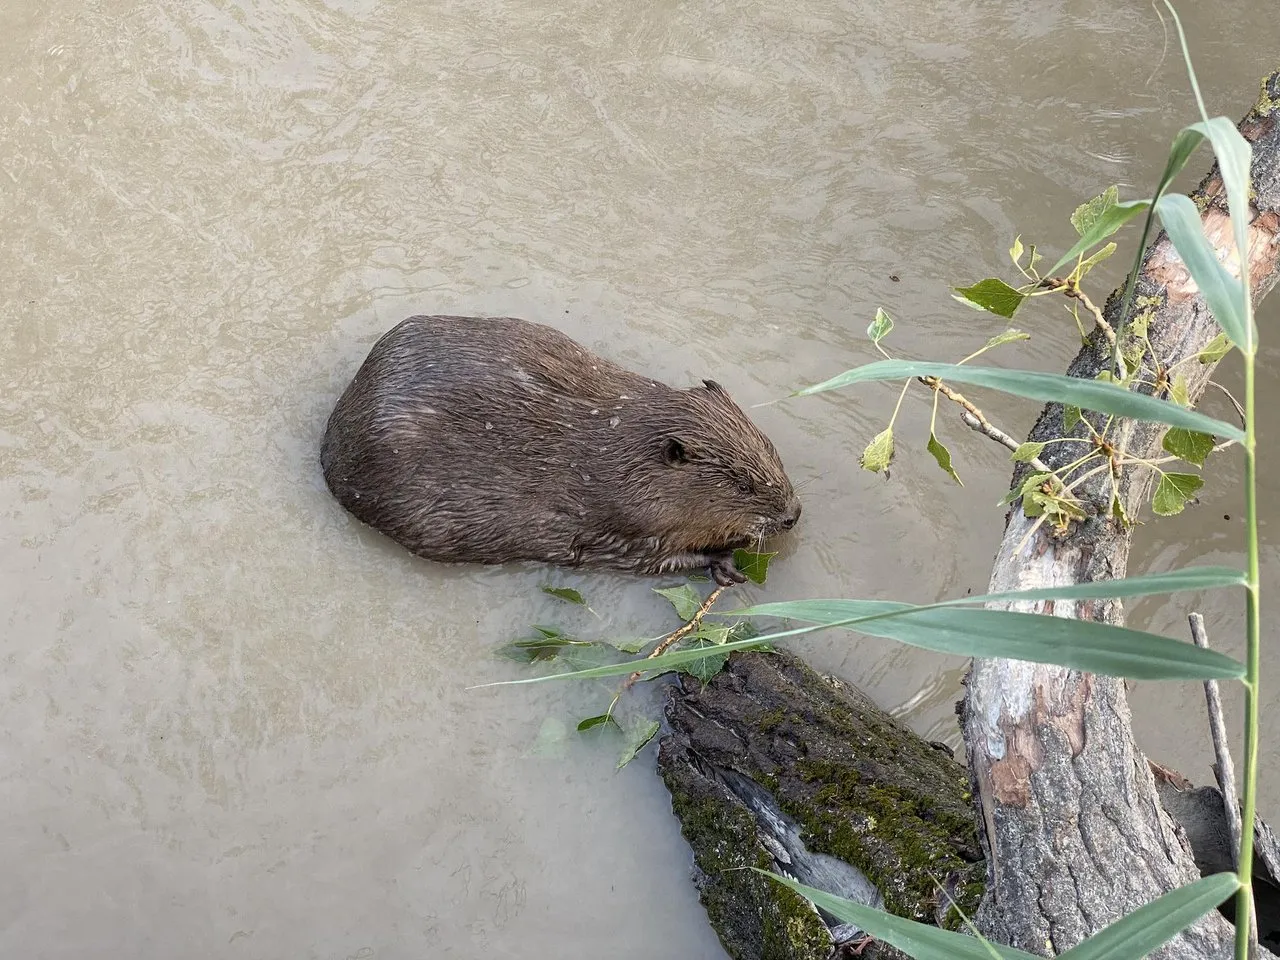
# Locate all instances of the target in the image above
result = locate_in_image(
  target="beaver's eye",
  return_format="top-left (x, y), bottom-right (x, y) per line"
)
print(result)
top-left (736, 478), bottom-right (753, 495)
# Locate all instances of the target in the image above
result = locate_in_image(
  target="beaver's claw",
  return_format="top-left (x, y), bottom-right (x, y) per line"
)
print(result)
top-left (709, 554), bottom-right (748, 587)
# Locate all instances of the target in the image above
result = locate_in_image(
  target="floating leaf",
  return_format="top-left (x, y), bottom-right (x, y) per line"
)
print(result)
top-left (577, 714), bottom-right (618, 732)
top-left (926, 433), bottom-right (962, 485)
top-left (1049, 199), bottom-right (1151, 275)
top-left (616, 720), bottom-right (660, 770)
top-left (1064, 404), bottom-right (1082, 431)
top-left (1153, 472), bottom-right (1205, 516)
top-left (542, 585), bottom-right (587, 606)
top-left (1197, 331), bottom-right (1233, 363)
top-left (860, 427), bottom-right (895, 474)
top-left (1156, 193), bottom-right (1247, 351)
top-left (1162, 428), bottom-right (1215, 466)
top-left (526, 717), bottom-right (570, 759)
top-left (733, 549), bottom-right (776, 585)
top-left (982, 329), bottom-right (1031, 351)
top-left (954, 278), bottom-right (1027, 319)
top-left (793, 360), bottom-right (1243, 442)
top-left (1009, 235), bottom-right (1024, 265)
top-left (604, 636), bottom-right (650, 655)
top-left (867, 307), bottom-right (894, 344)
top-left (654, 584), bottom-right (702, 621)
top-left (1011, 441), bottom-right (1046, 463)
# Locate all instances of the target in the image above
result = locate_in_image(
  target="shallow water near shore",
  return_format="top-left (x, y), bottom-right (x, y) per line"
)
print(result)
top-left (3, 1), bottom-right (1280, 957)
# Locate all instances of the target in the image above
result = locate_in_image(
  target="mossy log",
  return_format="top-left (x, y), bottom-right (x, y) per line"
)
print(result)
top-left (657, 650), bottom-right (983, 960)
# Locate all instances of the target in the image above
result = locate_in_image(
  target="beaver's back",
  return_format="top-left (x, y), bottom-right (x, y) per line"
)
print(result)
top-left (320, 315), bottom-right (669, 565)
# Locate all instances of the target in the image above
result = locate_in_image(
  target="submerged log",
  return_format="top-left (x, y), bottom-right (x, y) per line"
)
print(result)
top-left (657, 650), bottom-right (983, 960)
top-left (963, 67), bottom-right (1280, 958)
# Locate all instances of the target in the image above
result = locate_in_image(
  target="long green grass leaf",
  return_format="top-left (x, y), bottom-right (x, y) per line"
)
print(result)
top-left (793, 360), bottom-right (1244, 441)
top-left (755, 870), bottom-right (1037, 960)
top-left (1056, 873), bottom-right (1238, 959)
top-left (1156, 194), bottom-right (1248, 349)
top-left (1110, 125), bottom-right (1207, 349)
top-left (732, 566), bottom-right (1245, 616)
top-left (724, 602), bottom-right (1242, 680)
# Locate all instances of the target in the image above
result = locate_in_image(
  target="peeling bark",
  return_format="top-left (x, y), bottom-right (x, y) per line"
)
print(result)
top-left (963, 69), bottom-right (1280, 957)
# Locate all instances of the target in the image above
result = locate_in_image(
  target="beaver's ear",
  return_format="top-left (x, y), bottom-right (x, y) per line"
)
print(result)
top-left (702, 379), bottom-right (726, 394)
top-left (661, 437), bottom-right (689, 466)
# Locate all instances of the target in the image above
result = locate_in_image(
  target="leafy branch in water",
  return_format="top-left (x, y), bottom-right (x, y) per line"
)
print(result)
top-left (501, 549), bottom-right (776, 769)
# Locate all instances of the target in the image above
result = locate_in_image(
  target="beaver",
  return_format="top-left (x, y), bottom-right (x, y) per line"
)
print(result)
top-left (320, 315), bottom-right (801, 586)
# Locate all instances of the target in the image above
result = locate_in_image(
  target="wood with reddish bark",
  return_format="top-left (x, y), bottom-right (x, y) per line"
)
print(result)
top-left (962, 69), bottom-right (1280, 958)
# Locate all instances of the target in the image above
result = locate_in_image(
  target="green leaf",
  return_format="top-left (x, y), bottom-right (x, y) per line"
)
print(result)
top-left (731, 602), bottom-right (1242, 680)
top-left (867, 307), bottom-right (894, 344)
top-left (616, 719), bottom-right (660, 770)
top-left (577, 714), bottom-right (618, 732)
top-left (793, 360), bottom-right (1243, 442)
top-left (1196, 331), bottom-right (1233, 363)
top-left (541, 585), bottom-right (587, 606)
top-left (1009, 235), bottom-right (1024, 265)
top-left (525, 717), bottom-right (569, 759)
top-left (757, 871), bottom-right (1039, 960)
top-left (860, 427), bottom-right (894, 474)
top-left (926, 433), bottom-right (963, 485)
top-left (1064, 404), bottom-right (1082, 431)
top-left (1049, 199), bottom-right (1151, 275)
top-left (478, 563), bottom-right (1239, 691)
top-left (1162, 428), bottom-right (1215, 466)
top-left (1011, 442), bottom-right (1046, 463)
top-left (654, 584), bottom-right (702, 621)
top-left (680, 637), bottom-right (729, 683)
top-left (733, 549), bottom-right (776, 585)
top-left (1075, 241), bottom-right (1117, 276)
top-left (1170, 373), bottom-right (1190, 408)
top-left (981, 329), bottom-right (1031, 351)
top-left (1112, 495), bottom-right (1133, 528)
top-left (604, 636), bottom-right (650, 655)
top-left (1155, 193), bottom-right (1247, 350)
top-left (954, 278), bottom-right (1027, 319)
top-left (1071, 185), bottom-right (1120, 236)
top-left (1189, 118), bottom-right (1255, 353)
top-left (1153, 472), bottom-right (1205, 516)
top-left (1056, 873), bottom-right (1238, 959)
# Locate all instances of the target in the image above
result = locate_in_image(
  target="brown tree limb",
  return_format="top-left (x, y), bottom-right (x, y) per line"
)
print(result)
top-left (962, 69), bottom-right (1280, 958)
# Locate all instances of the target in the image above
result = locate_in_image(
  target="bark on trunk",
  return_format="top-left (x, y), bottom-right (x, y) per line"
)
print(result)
top-left (963, 69), bottom-right (1280, 957)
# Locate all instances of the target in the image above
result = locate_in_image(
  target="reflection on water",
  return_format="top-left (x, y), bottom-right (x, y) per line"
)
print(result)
top-left (2, 0), bottom-right (1278, 955)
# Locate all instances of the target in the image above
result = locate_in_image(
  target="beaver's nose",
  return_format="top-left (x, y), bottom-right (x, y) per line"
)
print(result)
top-left (780, 500), bottom-right (802, 530)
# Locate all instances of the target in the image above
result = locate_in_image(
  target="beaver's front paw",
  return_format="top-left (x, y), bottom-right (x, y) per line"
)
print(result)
top-left (708, 553), bottom-right (748, 587)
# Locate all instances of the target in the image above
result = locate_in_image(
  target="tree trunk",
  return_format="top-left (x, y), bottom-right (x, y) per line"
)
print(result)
top-left (963, 68), bottom-right (1280, 957)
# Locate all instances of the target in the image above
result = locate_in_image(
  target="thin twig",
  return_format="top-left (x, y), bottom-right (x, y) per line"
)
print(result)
top-left (918, 376), bottom-right (1055, 474)
top-left (1189, 611), bottom-right (1258, 957)
top-left (1041, 277), bottom-right (1117, 346)
top-left (1209, 380), bottom-right (1248, 427)
top-left (621, 585), bottom-right (728, 690)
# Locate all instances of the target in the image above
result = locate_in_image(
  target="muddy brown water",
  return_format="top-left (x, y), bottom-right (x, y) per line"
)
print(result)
top-left (3, 1), bottom-right (1280, 957)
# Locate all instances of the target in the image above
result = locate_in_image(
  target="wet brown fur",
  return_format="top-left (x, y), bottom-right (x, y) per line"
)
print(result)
top-left (320, 315), bottom-right (801, 584)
